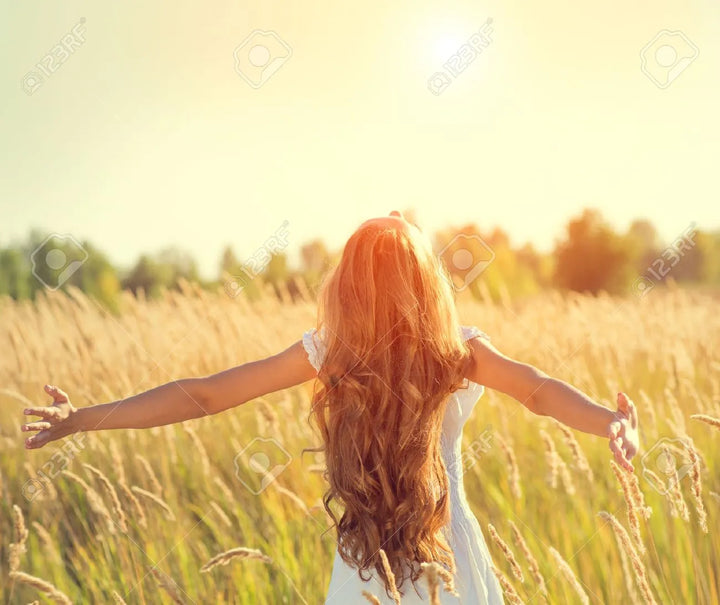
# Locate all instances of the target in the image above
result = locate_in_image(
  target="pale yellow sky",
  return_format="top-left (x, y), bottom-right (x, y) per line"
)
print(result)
top-left (2, 0), bottom-right (719, 278)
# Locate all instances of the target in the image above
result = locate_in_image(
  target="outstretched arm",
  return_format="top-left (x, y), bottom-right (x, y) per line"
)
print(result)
top-left (466, 334), bottom-right (638, 471)
top-left (22, 340), bottom-right (316, 449)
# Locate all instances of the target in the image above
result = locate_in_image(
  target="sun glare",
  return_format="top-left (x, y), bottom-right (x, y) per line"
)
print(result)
top-left (429, 33), bottom-right (469, 65)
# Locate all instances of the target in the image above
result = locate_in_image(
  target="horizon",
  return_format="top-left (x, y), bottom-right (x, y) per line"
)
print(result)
top-left (2, 208), bottom-right (709, 280)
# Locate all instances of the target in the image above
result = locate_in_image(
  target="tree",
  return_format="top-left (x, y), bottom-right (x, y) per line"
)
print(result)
top-left (122, 255), bottom-right (163, 298)
top-left (625, 219), bottom-right (662, 278)
top-left (72, 242), bottom-right (121, 311)
top-left (121, 248), bottom-right (199, 298)
top-left (0, 247), bottom-right (32, 299)
top-left (553, 209), bottom-right (633, 295)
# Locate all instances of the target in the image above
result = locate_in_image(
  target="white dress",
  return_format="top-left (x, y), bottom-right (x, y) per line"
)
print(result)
top-left (301, 325), bottom-right (505, 605)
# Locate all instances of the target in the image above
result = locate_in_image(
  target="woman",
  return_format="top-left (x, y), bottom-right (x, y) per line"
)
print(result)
top-left (22, 211), bottom-right (639, 604)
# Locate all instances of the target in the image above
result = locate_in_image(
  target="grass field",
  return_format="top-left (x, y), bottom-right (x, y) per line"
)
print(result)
top-left (1, 283), bottom-right (718, 604)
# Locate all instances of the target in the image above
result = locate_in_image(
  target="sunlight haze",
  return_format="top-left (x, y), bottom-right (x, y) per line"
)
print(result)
top-left (2, 0), bottom-right (718, 277)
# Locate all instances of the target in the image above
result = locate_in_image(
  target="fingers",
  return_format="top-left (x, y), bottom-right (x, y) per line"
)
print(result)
top-left (45, 384), bottom-right (69, 404)
top-left (618, 392), bottom-right (639, 431)
top-left (22, 421), bottom-right (52, 432)
top-left (24, 406), bottom-right (60, 421)
top-left (25, 429), bottom-right (51, 449)
top-left (609, 437), bottom-right (634, 472)
top-left (616, 392), bottom-right (631, 415)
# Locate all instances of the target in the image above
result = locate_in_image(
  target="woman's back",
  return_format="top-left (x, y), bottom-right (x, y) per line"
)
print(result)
top-left (303, 324), bottom-right (505, 604)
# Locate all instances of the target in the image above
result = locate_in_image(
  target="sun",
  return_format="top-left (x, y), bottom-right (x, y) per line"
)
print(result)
top-left (428, 32), bottom-right (470, 66)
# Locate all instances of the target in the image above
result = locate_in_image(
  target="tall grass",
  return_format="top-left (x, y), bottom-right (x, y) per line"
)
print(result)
top-left (1, 282), bottom-right (718, 603)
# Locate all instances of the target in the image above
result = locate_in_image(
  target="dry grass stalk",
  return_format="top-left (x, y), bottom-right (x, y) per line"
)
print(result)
top-left (182, 425), bottom-right (211, 476)
top-left (626, 469), bottom-right (652, 520)
top-left (31, 521), bottom-right (61, 562)
top-left (612, 525), bottom-right (641, 604)
top-left (164, 425), bottom-right (178, 465)
top-left (9, 504), bottom-right (29, 571)
top-left (610, 461), bottom-right (646, 555)
top-left (664, 387), bottom-right (686, 435)
top-left (7, 538), bottom-right (22, 572)
top-left (131, 486), bottom-right (175, 521)
top-left (378, 549), bottom-right (402, 605)
top-left (12, 503), bottom-right (29, 543)
top-left (112, 590), bottom-right (128, 604)
top-left (557, 456), bottom-right (576, 495)
top-left (488, 523), bottom-right (524, 582)
top-left (497, 435), bottom-right (522, 499)
top-left (548, 547), bottom-right (589, 605)
top-left (509, 520), bottom-right (547, 595)
top-left (25, 461), bottom-right (56, 501)
top-left (108, 439), bottom-right (127, 485)
top-left (149, 567), bottom-right (186, 605)
top-left (8, 570), bottom-right (72, 605)
top-left (685, 441), bottom-right (708, 533)
top-left (118, 480), bottom-right (147, 528)
top-left (134, 454), bottom-right (163, 495)
top-left (710, 491), bottom-right (720, 504)
top-left (420, 561), bottom-right (441, 605)
top-left (490, 564), bottom-right (523, 605)
top-left (689, 413), bottom-right (720, 430)
top-left (598, 511), bottom-right (657, 605)
top-left (62, 470), bottom-right (116, 534)
top-left (420, 561), bottom-right (459, 598)
top-left (362, 591), bottom-right (382, 604)
top-left (432, 563), bottom-right (458, 597)
top-left (539, 430), bottom-right (559, 489)
top-left (667, 467), bottom-right (690, 522)
top-left (83, 463), bottom-right (128, 533)
top-left (274, 484), bottom-right (311, 515)
top-left (557, 423), bottom-right (594, 482)
top-left (258, 399), bottom-right (281, 435)
top-left (209, 501), bottom-right (233, 528)
top-left (213, 474), bottom-right (235, 502)
top-left (199, 546), bottom-right (272, 572)
top-left (637, 389), bottom-right (657, 434)
top-left (642, 468), bottom-right (687, 520)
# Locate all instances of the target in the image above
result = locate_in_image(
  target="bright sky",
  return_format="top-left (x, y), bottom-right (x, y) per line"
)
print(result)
top-left (2, 0), bottom-right (719, 278)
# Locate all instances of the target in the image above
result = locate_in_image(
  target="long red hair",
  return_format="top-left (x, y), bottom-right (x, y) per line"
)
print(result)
top-left (308, 219), bottom-right (474, 598)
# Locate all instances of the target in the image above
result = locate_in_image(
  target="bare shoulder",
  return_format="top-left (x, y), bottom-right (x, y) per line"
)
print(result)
top-left (199, 340), bottom-right (317, 414)
top-left (465, 334), bottom-right (549, 412)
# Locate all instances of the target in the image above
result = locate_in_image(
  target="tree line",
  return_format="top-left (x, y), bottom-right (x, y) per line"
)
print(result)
top-left (1, 209), bottom-right (718, 310)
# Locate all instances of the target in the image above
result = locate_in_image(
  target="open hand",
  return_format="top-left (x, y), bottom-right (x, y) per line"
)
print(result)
top-left (22, 385), bottom-right (78, 449)
top-left (607, 392), bottom-right (639, 472)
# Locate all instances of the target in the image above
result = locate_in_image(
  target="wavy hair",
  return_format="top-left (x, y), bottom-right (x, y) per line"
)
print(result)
top-left (308, 219), bottom-right (474, 599)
